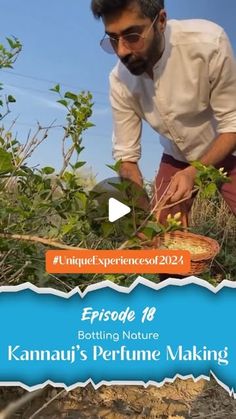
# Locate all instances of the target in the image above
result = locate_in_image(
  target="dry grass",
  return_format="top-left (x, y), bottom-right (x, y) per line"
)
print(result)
top-left (190, 194), bottom-right (236, 239)
top-left (189, 193), bottom-right (236, 281)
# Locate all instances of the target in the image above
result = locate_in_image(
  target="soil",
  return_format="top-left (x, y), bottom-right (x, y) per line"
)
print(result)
top-left (1, 377), bottom-right (236, 418)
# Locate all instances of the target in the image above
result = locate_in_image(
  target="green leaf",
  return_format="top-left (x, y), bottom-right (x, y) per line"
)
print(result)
top-left (50, 84), bottom-right (60, 93)
top-left (101, 222), bottom-right (114, 237)
top-left (64, 91), bottom-right (78, 101)
top-left (145, 221), bottom-right (163, 234)
top-left (202, 183), bottom-right (217, 198)
top-left (84, 122), bottom-right (95, 129)
top-left (123, 237), bottom-right (141, 248)
top-left (0, 148), bottom-right (13, 174)
top-left (6, 37), bottom-right (15, 49)
top-left (75, 145), bottom-right (84, 154)
top-left (75, 192), bottom-right (87, 209)
top-left (41, 166), bottom-right (55, 175)
top-left (73, 161), bottom-right (86, 170)
top-left (106, 160), bottom-right (122, 173)
top-left (7, 95), bottom-right (16, 103)
top-left (139, 227), bottom-right (156, 240)
top-left (57, 99), bottom-right (68, 107)
top-left (191, 161), bottom-right (206, 171)
top-left (61, 223), bottom-right (75, 235)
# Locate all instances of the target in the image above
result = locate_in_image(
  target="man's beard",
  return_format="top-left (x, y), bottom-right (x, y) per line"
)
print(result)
top-left (121, 55), bottom-right (149, 75)
top-left (121, 32), bottom-right (164, 76)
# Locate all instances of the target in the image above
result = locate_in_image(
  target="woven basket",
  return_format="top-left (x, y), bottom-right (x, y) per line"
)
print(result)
top-left (145, 231), bottom-right (220, 275)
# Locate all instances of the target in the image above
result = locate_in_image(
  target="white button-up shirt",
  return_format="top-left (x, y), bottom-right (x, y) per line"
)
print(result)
top-left (109, 19), bottom-right (236, 163)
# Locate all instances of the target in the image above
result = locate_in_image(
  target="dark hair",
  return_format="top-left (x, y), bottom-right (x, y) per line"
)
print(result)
top-left (91, 0), bottom-right (164, 20)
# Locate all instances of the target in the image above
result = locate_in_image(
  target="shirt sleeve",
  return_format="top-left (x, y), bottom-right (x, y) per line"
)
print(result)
top-left (209, 29), bottom-right (236, 133)
top-left (109, 72), bottom-right (142, 162)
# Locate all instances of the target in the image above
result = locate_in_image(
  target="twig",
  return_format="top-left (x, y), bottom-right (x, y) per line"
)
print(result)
top-left (160, 187), bottom-right (199, 212)
top-left (7, 261), bottom-right (30, 283)
top-left (134, 185), bottom-right (193, 235)
top-left (0, 233), bottom-right (87, 250)
top-left (192, 408), bottom-right (235, 418)
top-left (48, 273), bottom-right (74, 291)
top-left (0, 249), bottom-right (13, 266)
top-left (4, 121), bottom-right (57, 190)
top-left (128, 183), bottom-right (171, 240)
top-left (59, 130), bottom-right (77, 177)
top-left (0, 389), bottom-right (44, 419)
top-left (28, 389), bottom-right (66, 419)
top-left (117, 185), bottom-right (199, 249)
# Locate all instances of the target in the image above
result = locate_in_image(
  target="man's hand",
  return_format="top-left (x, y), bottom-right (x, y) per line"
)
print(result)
top-left (119, 161), bottom-right (150, 211)
top-left (165, 133), bottom-right (236, 204)
top-left (166, 166), bottom-right (197, 203)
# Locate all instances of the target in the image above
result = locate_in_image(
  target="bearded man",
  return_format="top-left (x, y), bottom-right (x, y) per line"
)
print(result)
top-left (91, 0), bottom-right (236, 221)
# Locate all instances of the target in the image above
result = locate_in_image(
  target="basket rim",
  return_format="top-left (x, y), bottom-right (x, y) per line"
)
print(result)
top-left (157, 231), bottom-right (220, 261)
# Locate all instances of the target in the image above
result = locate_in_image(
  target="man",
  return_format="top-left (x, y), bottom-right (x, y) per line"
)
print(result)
top-left (91, 0), bottom-right (236, 222)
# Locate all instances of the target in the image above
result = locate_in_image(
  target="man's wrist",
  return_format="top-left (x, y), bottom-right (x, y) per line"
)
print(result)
top-left (119, 161), bottom-right (143, 187)
top-left (182, 165), bottom-right (197, 180)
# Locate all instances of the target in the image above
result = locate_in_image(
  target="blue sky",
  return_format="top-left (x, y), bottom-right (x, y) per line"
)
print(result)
top-left (0, 0), bottom-right (235, 181)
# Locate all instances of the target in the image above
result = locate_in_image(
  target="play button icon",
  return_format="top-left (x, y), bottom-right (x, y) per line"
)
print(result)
top-left (86, 176), bottom-right (149, 242)
top-left (108, 198), bottom-right (131, 222)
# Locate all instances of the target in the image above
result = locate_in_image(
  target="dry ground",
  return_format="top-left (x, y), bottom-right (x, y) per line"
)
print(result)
top-left (1, 377), bottom-right (236, 418)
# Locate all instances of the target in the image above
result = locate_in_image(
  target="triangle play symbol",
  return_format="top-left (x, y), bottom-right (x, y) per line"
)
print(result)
top-left (108, 198), bottom-right (131, 223)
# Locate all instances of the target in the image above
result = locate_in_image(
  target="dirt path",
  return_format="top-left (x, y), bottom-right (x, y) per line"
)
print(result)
top-left (1, 377), bottom-right (236, 418)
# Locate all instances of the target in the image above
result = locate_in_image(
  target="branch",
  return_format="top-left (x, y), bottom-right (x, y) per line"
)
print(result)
top-left (28, 389), bottom-right (66, 419)
top-left (0, 233), bottom-right (87, 250)
top-left (0, 389), bottom-right (44, 419)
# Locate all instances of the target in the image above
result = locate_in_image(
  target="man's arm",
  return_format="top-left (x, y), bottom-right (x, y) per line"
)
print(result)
top-left (168, 132), bottom-right (236, 203)
top-left (119, 161), bottom-right (150, 210)
top-left (110, 71), bottom-right (142, 164)
top-left (119, 161), bottom-right (144, 187)
top-left (168, 28), bottom-right (236, 203)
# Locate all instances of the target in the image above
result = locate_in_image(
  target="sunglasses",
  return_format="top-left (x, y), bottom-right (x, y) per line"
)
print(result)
top-left (100, 14), bottom-right (159, 54)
